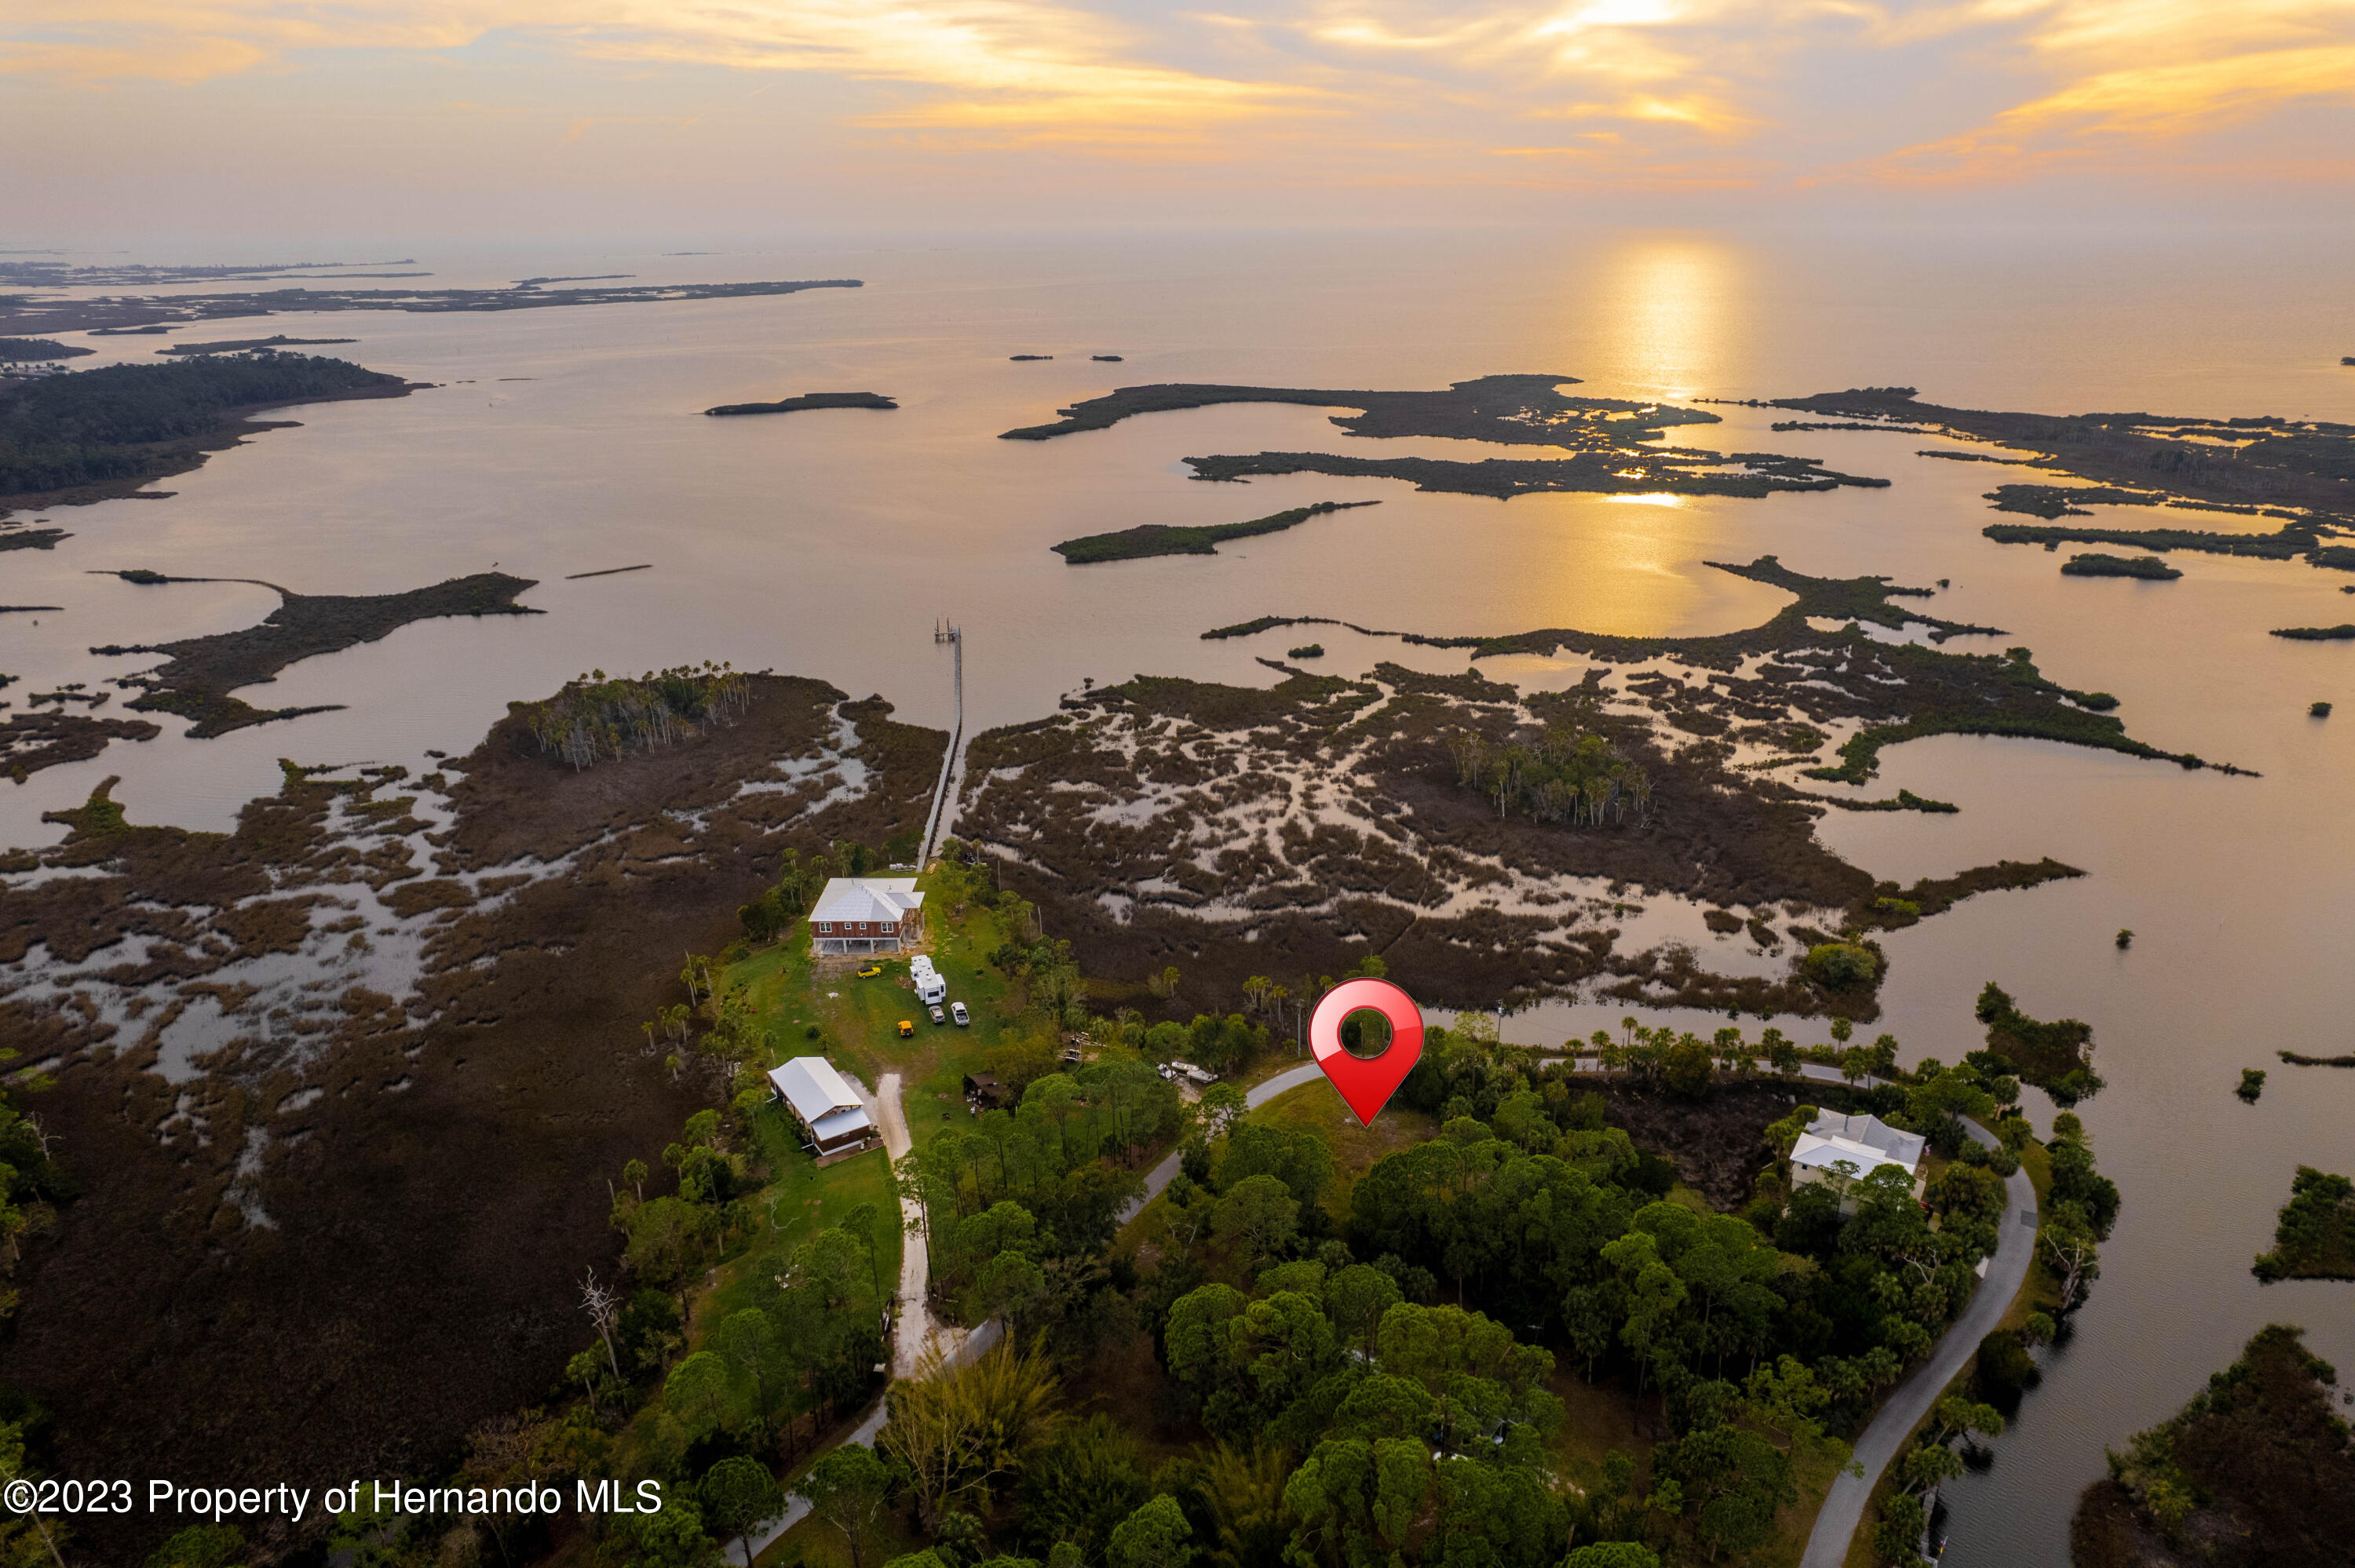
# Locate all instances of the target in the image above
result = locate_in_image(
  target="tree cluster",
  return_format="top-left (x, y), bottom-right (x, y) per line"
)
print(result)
top-left (1447, 727), bottom-right (1654, 827)
top-left (520, 662), bottom-right (750, 771)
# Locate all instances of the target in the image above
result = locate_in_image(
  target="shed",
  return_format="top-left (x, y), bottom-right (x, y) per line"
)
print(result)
top-left (769, 1056), bottom-right (878, 1154)
top-left (962, 1072), bottom-right (1013, 1110)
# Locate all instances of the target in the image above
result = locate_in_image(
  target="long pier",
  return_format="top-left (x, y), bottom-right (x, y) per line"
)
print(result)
top-left (917, 621), bottom-right (963, 865)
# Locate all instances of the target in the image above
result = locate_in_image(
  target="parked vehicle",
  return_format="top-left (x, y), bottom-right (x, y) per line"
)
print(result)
top-left (951, 1001), bottom-right (970, 1026)
top-left (896, 1019), bottom-right (915, 1039)
top-left (910, 954), bottom-right (946, 1005)
top-left (929, 1005), bottom-right (946, 1025)
top-left (856, 964), bottom-right (882, 979)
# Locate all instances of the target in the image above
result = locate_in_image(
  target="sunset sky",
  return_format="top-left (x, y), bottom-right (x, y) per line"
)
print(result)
top-left (7, 0), bottom-right (2354, 236)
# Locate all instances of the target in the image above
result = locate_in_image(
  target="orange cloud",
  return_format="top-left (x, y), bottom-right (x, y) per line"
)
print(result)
top-left (1873, 42), bottom-right (2355, 182)
top-left (2, 0), bottom-right (2348, 191)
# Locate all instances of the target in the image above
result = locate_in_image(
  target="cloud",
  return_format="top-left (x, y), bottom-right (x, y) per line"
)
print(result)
top-left (1857, 0), bottom-right (2355, 184)
top-left (2, 0), bottom-right (2349, 192)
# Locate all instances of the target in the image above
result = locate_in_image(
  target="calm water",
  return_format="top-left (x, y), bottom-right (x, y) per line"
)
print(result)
top-left (5, 226), bottom-right (2353, 1563)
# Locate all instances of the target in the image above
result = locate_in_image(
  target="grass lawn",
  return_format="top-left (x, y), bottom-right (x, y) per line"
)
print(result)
top-left (696, 1106), bottom-right (902, 1343)
top-left (1249, 1080), bottom-right (1438, 1220)
top-left (728, 868), bottom-right (1026, 1153)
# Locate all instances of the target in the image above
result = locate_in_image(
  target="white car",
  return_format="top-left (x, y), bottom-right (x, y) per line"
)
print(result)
top-left (929, 1005), bottom-right (946, 1025)
top-left (950, 1001), bottom-right (970, 1026)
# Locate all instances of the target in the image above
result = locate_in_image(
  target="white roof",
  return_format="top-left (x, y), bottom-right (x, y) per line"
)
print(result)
top-left (1790, 1110), bottom-right (1924, 1180)
top-left (811, 877), bottom-right (924, 924)
top-left (809, 1104), bottom-right (875, 1145)
top-left (768, 1056), bottom-right (871, 1133)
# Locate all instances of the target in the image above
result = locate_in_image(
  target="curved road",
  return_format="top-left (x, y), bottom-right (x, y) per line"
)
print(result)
top-left (1115, 1062), bottom-right (1325, 1225)
top-left (1799, 1118), bottom-right (2038, 1567)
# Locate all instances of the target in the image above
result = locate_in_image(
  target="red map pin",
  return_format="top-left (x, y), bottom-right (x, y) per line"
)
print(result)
top-left (1309, 977), bottom-right (1425, 1126)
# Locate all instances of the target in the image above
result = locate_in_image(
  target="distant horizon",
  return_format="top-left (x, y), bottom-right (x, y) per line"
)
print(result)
top-left (11, 211), bottom-right (2355, 257)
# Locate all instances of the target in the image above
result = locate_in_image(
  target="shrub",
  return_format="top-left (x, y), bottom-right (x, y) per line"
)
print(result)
top-left (1804, 942), bottom-right (1880, 988)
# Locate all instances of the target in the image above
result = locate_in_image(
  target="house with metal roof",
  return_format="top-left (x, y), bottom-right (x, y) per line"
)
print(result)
top-left (767, 1056), bottom-right (878, 1155)
top-left (1789, 1110), bottom-right (1926, 1208)
top-left (809, 877), bottom-right (926, 955)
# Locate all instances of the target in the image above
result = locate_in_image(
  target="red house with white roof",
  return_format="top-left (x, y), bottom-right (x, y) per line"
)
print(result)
top-left (809, 877), bottom-right (926, 955)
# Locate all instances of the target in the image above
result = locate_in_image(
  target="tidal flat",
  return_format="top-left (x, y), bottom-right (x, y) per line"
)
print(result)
top-left (950, 557), bottom-right (2163, 1028)
top-left (0, 675), bottom-right (944, 1560)
top-left (0, 276), bottom-right (863, 337)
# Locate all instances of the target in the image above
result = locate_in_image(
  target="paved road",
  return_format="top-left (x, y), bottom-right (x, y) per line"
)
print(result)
top-left (1115, 1062), bottom-right (1325, 1227)
top-left (1799, 1118), bottom-right (2039, 1568)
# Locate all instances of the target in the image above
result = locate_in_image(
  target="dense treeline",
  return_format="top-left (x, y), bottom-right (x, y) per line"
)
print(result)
top-left (896, 1062), bottom-right (1186, 1333)
top-left (2072, 1325), bottom-right (2355, 1567)
top-left (519, 664), bottom-right (750, 771)
top-left (1447, 727), bottom-right (1654, 826)
top-left (1974, 983), bottom-right (2103, 1105)
top-left (2250, 1166), bottom-right (2354, 1282)
top-left (0, 352), bottom-right (405, 495)
top-left (0, 1042), bottom-right (82, 1564)
top-left (822, 1019), bottom-right (2061, 1568)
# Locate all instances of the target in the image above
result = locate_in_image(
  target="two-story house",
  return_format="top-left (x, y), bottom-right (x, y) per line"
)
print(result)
top-left (809, 876), bottom-right (926, 955)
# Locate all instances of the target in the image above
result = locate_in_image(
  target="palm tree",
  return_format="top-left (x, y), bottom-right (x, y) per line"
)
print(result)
top-left (1193, 1446), bottom-right (1294, 1568)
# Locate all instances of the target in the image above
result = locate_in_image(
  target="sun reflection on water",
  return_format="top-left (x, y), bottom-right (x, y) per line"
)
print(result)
top-left (1595, 235), bottom-right (1736, 398)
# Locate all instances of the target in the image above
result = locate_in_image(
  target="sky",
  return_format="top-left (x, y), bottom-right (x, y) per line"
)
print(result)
top-left (5, 0), bottom-right (2354, 238)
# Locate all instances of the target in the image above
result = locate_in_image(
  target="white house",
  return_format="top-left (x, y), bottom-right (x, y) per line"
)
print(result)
top-left (809, 877), bottom-right (926, 955)
top-left (1789, 1110), bottom-right (1926, 1208)
top-left (768, 1056), bottom-right (878, 1155)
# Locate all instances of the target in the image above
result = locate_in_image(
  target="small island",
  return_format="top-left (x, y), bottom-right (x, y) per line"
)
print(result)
top-left (2270, 624), bottom-right (2355, 640)
top-left (1985, 514), bottom-right (2355, 574)
top-left (157, 334), bottom-right (358, 356)
top-left (2072, 1325), bottom-right (2355, 1565)
top-left (2061, 553), bottom-right (2181, 579)
top-left (703, 391), bottom-right (896, 418)
top-left (0, 337), bottom-right (93, 363)
top-left (2251, 1165), bottom-right (2355, 1281)
top-left (1976, 981), bottom-right (2102, 1104)
top-left (1002, 372), bottom-right (1723, 445)
top-left (97, 571), bottom-right (542, 736)
top-left (1052, 500), bottom-right (1378, 563)
top-left (1769, 385), bottom-right (2355, 519)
